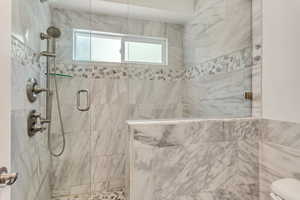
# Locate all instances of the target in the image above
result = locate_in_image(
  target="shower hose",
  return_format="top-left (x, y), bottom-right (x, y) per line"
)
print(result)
top-left (47, 59), bottom-right (66, 157)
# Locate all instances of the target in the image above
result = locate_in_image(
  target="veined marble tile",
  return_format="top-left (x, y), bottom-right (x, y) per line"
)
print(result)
top-left (132, 146), bottom-right (155, 200)
top-left (129, 80), bottom-right (183, 105)
top-left (11, 23), bottom-right (51, 200)
top-left (192, 184), bottom-right (258, 200)
top-left (260, 142), bottom-right (300, 200)
top-left (184, 0), bottom-right (251, 64)
top-left (51, 131), bottom-right (91, 193)
top-left (11, 109), bottom-right (51, 200)
top-left (237, 139), bottom-right (259, 185)
top-left (132, 120), bottom-right (226, 148)
top-left (91, 103), bottom-right (128, 156)
top-left (50, 76), bottom-right (92, 106)
top-left (129, 103), bottom-right (183, 120)
top-left (51, 7), bottom-right (184, 68)
top-left (262, 119), bottom-right (300, 149)
top-left (12, 0), bottom-right (50, 53)
top-left (183, 68), bottom-right (252, 118)
top-left (50, 101), bottom-right (91, 133)
top-left (11, 36), bottom-right (43, 112)
top-left (252, 64), bottom-right (262, 117)
top-left (130, 119), bottom-right (259, 200)
top-left (151, 142), bottom-right (237, 198)
top-left (90, 79), bottom-right (128, 106)
top-left (91, 156), bottom-right (111, 185)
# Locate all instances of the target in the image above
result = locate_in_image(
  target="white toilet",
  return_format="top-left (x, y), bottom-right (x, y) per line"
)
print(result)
top-left (270, 178), bottom-right (300, 200)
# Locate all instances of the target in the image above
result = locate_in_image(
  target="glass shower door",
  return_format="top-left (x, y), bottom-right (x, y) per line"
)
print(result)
top-left (49, 1), bottom-right (93, 200)
top-left (88, 0), bottom-right (130, 199)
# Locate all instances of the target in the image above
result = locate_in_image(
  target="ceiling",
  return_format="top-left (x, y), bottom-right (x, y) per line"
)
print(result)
top-left (49, 0), bottom-right (195, 24)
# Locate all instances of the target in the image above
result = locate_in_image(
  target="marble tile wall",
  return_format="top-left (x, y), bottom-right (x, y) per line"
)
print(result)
top-left (183, 67), bottom-right (253, 118)
top-left (49, 3), bottom-right (257, 196)
top-left (11, 36), bottom-right (51, 200)
top-left (50, 7), bottom-right (185, 199)
top-left (50, 75), bottom-right (184, 199)
top-left (260, 119), bottom-right (300, 200)
top-left (182, 0), bottom-right (254, 118)
top-left (12, 0), bottom-right (51, 53)
top-left (50, 76), bottom-right (129, 199)
top-left (184, 0), bottom-right (252, 65)
top-left (11, 0), bottom-right (52, 200)
top-left (51, 7), bottom-right (184, 68)
top-left (129, 118), bottom-right (260, 200)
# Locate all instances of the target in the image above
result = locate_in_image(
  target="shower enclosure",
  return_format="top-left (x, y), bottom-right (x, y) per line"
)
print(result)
top-left (10, 0), bottom-right (260, 200)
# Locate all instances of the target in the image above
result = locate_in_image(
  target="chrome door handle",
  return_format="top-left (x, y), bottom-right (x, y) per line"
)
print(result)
top-left (76, 89), bottom-right (90, 111)
top-left (0, 167), bottom-right (18, 187)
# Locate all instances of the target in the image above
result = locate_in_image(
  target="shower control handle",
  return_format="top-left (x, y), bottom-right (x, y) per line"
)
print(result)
top-left (77, 90), bottom-right (90, 112)
top-left (33, 85), bottom-right (49, 94)
top-left (27, 110), bottom-right (47, 137)
top-left (27, 78), bottom-right (49, 102)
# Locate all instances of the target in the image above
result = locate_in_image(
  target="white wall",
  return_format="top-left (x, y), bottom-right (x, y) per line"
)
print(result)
top-left (0, 0), bottom-right (11, 199)
top-left (262, 0), bottom-right (300, 123)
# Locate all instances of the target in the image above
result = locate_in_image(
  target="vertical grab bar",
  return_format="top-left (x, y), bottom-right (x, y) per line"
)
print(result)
top-left (77, 89), bottom-right (90, 111)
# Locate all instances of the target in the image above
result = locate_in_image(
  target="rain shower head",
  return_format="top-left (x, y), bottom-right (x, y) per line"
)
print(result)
top-left (47, 26), bottom-right (61, 38)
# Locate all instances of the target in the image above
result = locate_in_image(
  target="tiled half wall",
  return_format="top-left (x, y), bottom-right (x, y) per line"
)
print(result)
top-left (129, 118), bottom-right (300, 200)
top-left (129, 119), bottom-right (260, 200)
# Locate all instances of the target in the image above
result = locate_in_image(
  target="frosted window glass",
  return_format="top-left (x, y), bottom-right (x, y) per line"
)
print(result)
top-left (75, 34), bottom-right (91, 61)
top-left (91, 36), bottom-right (121, 63)
top-left (125, 41), bottom-right (163, 64)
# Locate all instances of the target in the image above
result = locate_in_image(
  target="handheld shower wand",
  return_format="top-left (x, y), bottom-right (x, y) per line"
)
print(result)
top-left (39, 26), bottom-right (66, 157)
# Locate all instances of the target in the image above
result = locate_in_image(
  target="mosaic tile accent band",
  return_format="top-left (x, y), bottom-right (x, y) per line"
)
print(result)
top-left (12, 36), bottom-right (252, 81)
top-left (11, 35), bottom-right (41, 67)
top-left (52, 190), bottom-right (125, 200)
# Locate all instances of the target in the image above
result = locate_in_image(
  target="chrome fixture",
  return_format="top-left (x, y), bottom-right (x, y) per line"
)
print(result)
top-left (0, 167), bottom-right (18, 187)
top-left (46, 26), bottom-right (62, 38)
top-left (28, 26), bottom-right (66, 157)
top-left (26, 78), bottom-right (49, 103)
top-left (77, 89), bottom-right (90, 111)
top-left (41, 26), bottom-right (66, 157)
top-left (27, 110), bottom-right (47, 137)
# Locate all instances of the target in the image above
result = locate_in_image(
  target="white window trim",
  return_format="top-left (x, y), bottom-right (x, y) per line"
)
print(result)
top-left (73, 29), bottom-right (168, 65)
top-left (73, 31), bottom-right (91, 61)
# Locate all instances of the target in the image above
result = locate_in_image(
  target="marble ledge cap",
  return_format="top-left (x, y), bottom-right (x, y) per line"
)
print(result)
top-left (126, 117), bottom-right (261, 125)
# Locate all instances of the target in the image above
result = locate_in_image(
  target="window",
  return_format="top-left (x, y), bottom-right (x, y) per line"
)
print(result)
top-left (73, 29), bottom-right (168, 65)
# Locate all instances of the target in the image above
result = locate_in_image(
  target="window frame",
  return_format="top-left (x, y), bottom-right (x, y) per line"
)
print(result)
top-left (73, 29), bottom-right (168, 65)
